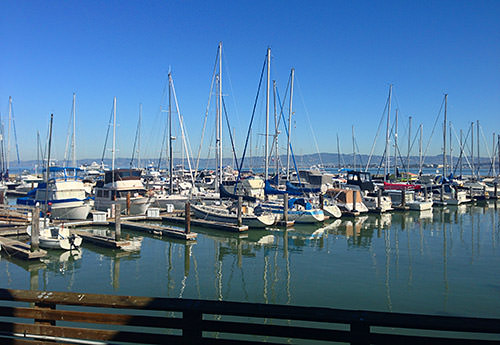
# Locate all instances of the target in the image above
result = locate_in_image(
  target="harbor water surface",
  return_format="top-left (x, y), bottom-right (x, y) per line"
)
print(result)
top-left (1, 201), bottom-right (499, 319)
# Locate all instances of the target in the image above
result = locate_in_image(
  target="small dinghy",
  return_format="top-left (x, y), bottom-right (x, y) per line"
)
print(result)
top-left (27, 224), bottom-right (82, 250)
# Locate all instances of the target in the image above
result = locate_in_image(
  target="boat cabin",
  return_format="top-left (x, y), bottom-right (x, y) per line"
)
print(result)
top-left (104, 169), bottom-right (142, 184)
top-left (346, 171), bottom-right (375, 192)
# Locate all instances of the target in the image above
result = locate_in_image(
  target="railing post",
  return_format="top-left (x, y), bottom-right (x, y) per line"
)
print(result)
top-left (31, 206), bottom-right (40, 252)
top-left (183, 310), bottom-right (202, 342)
top-left (350, 320), bottom-right (370, 345)
top-left (185, 202), bottom-right (191, 234)
top-left (115, 203), bottom-right (121, 241)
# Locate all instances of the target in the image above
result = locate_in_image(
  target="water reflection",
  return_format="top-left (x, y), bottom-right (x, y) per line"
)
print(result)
top-left (0, 202), bottom-right (498, 317)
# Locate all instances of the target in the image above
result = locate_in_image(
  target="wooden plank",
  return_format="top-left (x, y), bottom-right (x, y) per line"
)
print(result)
top-left (0, 321), bottom-right (181, 344)
top-left (0, 305), bottom-right (183, 328)
top-left (114, 221), bottom-right (197, 241)
top-left (72, 230), bottom-right (130, 249)
top-left (0, 237), bottom-right (46, 260)
top-left (162, 216), bottom-right (248, 232)
top-left (0, 336), bottom-right (76, 345)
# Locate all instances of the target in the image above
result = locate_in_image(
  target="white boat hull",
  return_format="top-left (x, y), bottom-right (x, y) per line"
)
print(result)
top-left (191, 204), bottom-right (275, 228)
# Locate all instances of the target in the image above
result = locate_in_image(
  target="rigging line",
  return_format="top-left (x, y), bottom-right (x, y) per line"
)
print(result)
top-left (221, 95), bottom-right (240, 170)
top-left (100, 102), bottom-right (114, 167)
top-left (365, 94), bottom-right (390, 171)
top-left (421, 96), bottom-right (445, 167)
top-left (157, 114), bottom-right (168, 170)
top-left (295, 77), bottom-right (324, 168)
top-left (10, 104), bottom-right (21, 165)
top-left (451, 126), bottom-right (474, 174)
top-left (268, 79), bottom-right (290, 162)
top-left (479, 124), bottom-right (493, 165)
top-left (196, 47), bottom-right (219, 175)
top-left (279, 100), bottom-right (303, 187)
top-left (235, 54), bottom-right (267, 189)
top-left (170, 76), bottom-right (196, 186)
top-left (130, 105), bottom-right (141, 168)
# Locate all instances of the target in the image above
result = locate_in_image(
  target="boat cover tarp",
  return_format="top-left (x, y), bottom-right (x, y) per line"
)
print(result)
top-left (219, 184), bottom-right (258, 202)
top-left (285, 181), bottom-right (321, 195)
top-left (264, 180), bottom-right (302, 196)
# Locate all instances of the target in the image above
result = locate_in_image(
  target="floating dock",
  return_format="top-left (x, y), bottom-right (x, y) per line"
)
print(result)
top-left (72, 230), bottom-right (141, 250)
top-left (111, 220), bottom-right (197, 240)
top-left (0, 236), bottom-right (46, 260)
top-left (162, 215), bottom-right (248, 232)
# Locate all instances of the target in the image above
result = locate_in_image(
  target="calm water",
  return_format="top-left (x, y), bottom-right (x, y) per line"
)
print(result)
top-left (1, 202), bottom-right (499, 318)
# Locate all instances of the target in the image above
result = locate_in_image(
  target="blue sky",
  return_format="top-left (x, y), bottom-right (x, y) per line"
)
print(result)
top-left (1, 0), bottom-right (499, 165)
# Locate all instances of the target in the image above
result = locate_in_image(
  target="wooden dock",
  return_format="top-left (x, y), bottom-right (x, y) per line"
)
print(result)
top-left (0, 225), bottom-right (28, 237)
top-left (112, 220), bottom-right (197, 240)
top-left (162, 215), bottom-right (248, 232)
top-left (73, 230), bottom-right (141, 250)
top-left (0, 236), bottom-right (46, 260)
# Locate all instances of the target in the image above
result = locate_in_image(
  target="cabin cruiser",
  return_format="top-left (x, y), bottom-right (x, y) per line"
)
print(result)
top-left (325, 187), bottom-right (369, 215)
top-left (17, 167), bottom-right (92, 220)
top-left (345, 171), bottom-right (392, 213)
top-left (94, 169), bottom-right (155, 215)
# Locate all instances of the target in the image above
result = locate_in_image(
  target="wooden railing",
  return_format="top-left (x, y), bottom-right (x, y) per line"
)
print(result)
top-left (0, 288), bottom-right (499, 344)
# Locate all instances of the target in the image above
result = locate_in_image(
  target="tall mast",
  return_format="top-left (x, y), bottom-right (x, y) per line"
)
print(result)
top-left (471, 122), bottom-right (474, 178)
top-left (112, 97), bottom-right (116, 172)
top-left (215, 74), bottom-right (220, 190)
top-left (168, 72), bottom-right (174, 195)
top-left (7, 96), bottom-right (11, 172)
top-left (384, 85), bottom-right (392, 182)
top-left (218, 42), bottom-right (223, 186)
top-left (459, 129), bottom-right (463, 177)
top-left (419, 124), bottom-right (423, 175)
top-left (44, 114), bottom-right (54, 221)
top-left (407, 116), bottom-right (412, 178)
top-left (36, 131), bottom-right (40, 175)
top-left (72, 92), bottom-right (76, 167)
top-left (449, 121), bottom-right (452, 175)
top-left (394, 108), bottom-right (398, 176)
top-left (352, 125), bottom-right (356, 170)
top-left (273, 80), bottom-right (279, 177)
top-left (477, 120), bottom-right (480, 177)
top-left (264, 47), bottom-right (271, 180)
top-left (336, 133), bottom-right (341, 171)
top-left (138, 103), bottom-right (142, 169)
top-left (442, 94), bottom-right (447, 182)
top-left (286, 68), bottom-right (294, 180)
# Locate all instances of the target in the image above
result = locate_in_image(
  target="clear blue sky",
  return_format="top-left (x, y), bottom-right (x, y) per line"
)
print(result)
top-left (1, 0), bottom-right (499, 165)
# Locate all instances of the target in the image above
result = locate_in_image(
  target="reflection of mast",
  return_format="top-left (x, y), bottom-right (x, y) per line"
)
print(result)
top-left (167, 242), bottom-right (174, 296)
top-left (384, 228), bottom-right (392, 311)
top-left (443, 221), bottom-right (449, 311)
top-left (216, 242), bottom-right (223, 301)
top-left (283, 229), bottom-right (291, 305)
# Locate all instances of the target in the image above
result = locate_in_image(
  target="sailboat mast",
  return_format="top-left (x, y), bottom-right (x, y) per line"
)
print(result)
top-left (286, 68), bottom-right (294, 180)
top-left (264, 47), bottom-right (271, 180)
top-left (459, 129), bottom-right (463, 177)
top-left (72, 92), bottom-right (76, 167)
top-left (7, 96), bottom-right (11, 173)
top-left (471, 122), bottom-right (474, 178)
top-left (384, 85), bottom-right (392, 182)
top-left (477, 120), bottom-right (480, 177)
top-left (407, 116), bottom-right (411, 178)
top-left (442, 94), bottom-right (447, 182)
top-left (218, 42), bottom-right (223, 186)
top-left (419, 124), bottom-right (423, 175)
top-left (394, 108), bottom-right (398, 176)
top-left (44, 114), bottom-right (54, 220)
top-left (168, 72), bottom-right (174, 195)
top-left (352, 125), bottom-right (356, 170)
top-left (449, 121), bottom-right (453, 175)
top-left (273, 80), bottom-right (279, 177)
top-left (336, 133), bottom-right (341, 171)
top-left (112, 97), bottom-right (116, 172)
top-left (138, 103), bottom-right (142, 169)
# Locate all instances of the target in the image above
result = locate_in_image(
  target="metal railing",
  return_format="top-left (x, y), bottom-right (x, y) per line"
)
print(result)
top-left (0, 288), bottom-right (499, 344)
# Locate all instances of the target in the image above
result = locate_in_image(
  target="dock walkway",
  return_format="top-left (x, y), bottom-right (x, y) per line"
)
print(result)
top-left (0, 236), bottom-right (46, 260)
top-left (111, 220), bottom-right (197, 240)
top-left (162, 215), bottom-right (248, 232)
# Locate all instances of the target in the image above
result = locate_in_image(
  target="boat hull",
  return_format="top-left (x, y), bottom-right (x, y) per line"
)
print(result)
top-left (191, 204), bottom-right (275, 228)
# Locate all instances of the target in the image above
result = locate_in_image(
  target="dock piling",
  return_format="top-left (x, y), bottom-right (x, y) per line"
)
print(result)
top-left (126, 192), bottom-right (131, 216)
top-left (440, 184), bottom-right (444, 203)
top-left (377, 189), bottom-right (382, 209)
top-left (31, 206), bottom-right (40, 252)
top-left (237, 197), bottom-right (242, 227)
top-left (185, 202), bottom-right (191, 234)
top-left (494, 182), bottom-right (498, 199)
top-left (319, 194), bottom-right (324, 210)
top-left (401, 189), bottom-right (406, 207)
top-left (352, 190), bottom-right (358, 213)
top-left (115, 203), bottom-right (121, 241)
top-left (283, 193), bottom-right (289, 223)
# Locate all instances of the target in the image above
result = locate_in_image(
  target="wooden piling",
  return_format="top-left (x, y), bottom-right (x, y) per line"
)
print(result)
top-left (494, 182), bottom-right (498, 199)
top-left (424, 186), bottom-right (428, 201)
top-left (469, 186), bottom-right (473, 200)
top-left (31, 206), bottom-right (40, 252)
top-left (283, 193), bottom-right (289, 223)
top-left (401, 189), bottom-right (406, 207)
top-left (115, 203), bottom-right (121, 241)
top-left (185, 202), bottom-right (191, 234)
top-left (352, 190), bottom-right (358, 213)
top-left (319, 194), bottom-right (324, 210)
top-left (237, 196), bottom-right (242, 227)
top-left (126, 192), bottom-right (131, 216)
top-left (377, 189), bottom-right (382, 209)
top-left (440, 184), bottom-right (444, 203)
